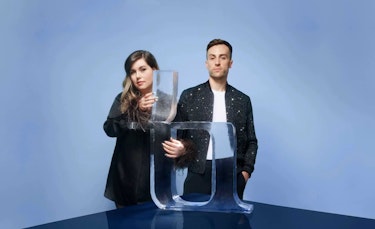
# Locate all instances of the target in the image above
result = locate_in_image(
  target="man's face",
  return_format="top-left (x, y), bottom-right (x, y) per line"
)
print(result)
top-left (206, 44), bottom-right (233, 79)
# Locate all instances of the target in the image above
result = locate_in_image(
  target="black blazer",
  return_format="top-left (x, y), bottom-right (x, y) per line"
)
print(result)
top-left (174, 81), bottom-right (258, 176)
top-left (103, 93), bottom-right (151, 205)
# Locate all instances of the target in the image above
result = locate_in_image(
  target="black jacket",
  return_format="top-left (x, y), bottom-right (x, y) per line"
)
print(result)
top-left (174, 81), bottom-right (258, 176)
top-left (103, 93), bottom-right (151, 205)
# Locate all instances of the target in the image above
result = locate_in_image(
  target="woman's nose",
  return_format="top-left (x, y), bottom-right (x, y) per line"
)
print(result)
top-left (136, 71), bottom-right (142, 78)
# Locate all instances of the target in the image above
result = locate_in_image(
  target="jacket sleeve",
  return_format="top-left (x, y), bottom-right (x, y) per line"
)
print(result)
top-left (242, 98), bottom-right (258, 177)
top-left (103, 93), bottom-right (129, 137)
top-left (174, 138), bottom-right (197, 168)
top-left (172, 90), bottom-right (198, 167)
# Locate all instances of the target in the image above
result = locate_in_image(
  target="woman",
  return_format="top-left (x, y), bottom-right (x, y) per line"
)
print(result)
top-left (103, 50), bottom-right (159, 208)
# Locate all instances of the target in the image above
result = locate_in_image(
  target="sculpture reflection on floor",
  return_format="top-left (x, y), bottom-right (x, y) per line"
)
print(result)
top-left (150, 70), bottom-right (253, 214)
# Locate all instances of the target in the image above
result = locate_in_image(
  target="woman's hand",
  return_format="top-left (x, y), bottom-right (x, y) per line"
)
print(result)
top-left (139, 92), bottom-right (157, 111)
top-left (162, 137), bottom-right (186, 158)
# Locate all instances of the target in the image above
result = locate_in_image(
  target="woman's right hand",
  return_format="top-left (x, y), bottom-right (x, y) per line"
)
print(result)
top-left (139, 92), bottom-right (158, 111)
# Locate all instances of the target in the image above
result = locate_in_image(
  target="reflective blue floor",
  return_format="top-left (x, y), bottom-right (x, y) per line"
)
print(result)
top-left (28, 201), bottom-right (375, 229)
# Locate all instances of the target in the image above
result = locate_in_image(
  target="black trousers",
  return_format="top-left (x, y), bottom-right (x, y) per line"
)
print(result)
top-left (183, 161), bottom-right (246, 199)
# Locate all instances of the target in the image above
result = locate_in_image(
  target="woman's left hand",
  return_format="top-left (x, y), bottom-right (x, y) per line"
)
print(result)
top-left (162, 137), bottom-right (186, 158)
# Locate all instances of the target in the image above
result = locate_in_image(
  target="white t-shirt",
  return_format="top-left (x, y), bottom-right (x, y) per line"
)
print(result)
top-left (206, 90), bottom-right (227, 160)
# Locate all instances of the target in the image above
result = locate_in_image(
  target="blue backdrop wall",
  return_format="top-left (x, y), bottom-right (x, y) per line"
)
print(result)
top-left (1, 0), bottom-right (374, 228)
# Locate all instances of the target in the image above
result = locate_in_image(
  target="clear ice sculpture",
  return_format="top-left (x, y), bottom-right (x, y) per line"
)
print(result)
top-left (151, 70), bottom-right (178, 123)
top-left (150, 70), bottom-right (253, 214)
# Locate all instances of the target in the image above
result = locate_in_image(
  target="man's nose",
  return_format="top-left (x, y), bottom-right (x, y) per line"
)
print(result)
top-left (215, 59), bottom-right (220, 65)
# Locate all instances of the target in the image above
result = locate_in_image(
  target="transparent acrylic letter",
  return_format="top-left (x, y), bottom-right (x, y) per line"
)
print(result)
top-left (150, 122), bottom-right (253, 214)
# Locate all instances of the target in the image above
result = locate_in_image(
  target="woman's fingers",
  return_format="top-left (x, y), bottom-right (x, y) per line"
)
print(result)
top-left (162, 138), bottom-right (185, 158)
top-left (139, 92), bottom-right (158, 110)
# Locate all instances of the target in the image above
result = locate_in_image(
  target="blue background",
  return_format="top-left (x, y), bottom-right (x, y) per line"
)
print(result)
top-left (1, 0), bottom-right (374, 228)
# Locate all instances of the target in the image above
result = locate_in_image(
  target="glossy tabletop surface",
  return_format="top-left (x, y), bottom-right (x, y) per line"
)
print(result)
top-left (28, 201), bottom-right (375, 229)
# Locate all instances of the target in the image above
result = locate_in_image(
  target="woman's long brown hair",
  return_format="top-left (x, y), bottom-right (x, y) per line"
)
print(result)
top-left (120, 50), bottom-right (159, 125)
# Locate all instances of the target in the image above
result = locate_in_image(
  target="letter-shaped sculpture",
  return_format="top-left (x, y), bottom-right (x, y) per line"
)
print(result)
top-left (150, 70), bottom-right (253, 214)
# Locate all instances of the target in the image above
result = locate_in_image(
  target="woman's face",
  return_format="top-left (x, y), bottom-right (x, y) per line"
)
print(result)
top-left (130, 58), bottom-right (154, 95)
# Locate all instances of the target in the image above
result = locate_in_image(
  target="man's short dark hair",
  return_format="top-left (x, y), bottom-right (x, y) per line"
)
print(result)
top-left (206, 39), bottom-right (233, 59)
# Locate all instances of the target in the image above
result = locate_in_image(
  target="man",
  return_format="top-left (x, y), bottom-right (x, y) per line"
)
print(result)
top-left (162, 39), bottom-right (258, 199)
